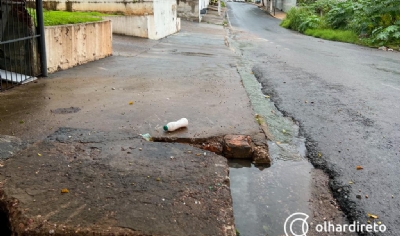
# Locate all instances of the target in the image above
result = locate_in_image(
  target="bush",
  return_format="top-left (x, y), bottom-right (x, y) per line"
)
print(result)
top-left (304, 29), bottom-right (360, 43)
top-left (280, 7), bottom-right (318, 32)
top-left (281, 0), bottom-right (400, 46)
top-left (326, 1), bottom-right (355, 29)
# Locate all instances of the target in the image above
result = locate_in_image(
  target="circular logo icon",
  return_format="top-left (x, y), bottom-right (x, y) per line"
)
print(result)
top-left (284, 212), bottom-right (309, 236)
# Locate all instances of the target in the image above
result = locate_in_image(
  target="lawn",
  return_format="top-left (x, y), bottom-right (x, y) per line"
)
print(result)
top-left (42, 11), bottom-right (110, 26)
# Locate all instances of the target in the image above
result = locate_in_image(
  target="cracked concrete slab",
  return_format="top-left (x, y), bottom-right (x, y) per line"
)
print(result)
top-left (0, 128), bottom-right (235, 236)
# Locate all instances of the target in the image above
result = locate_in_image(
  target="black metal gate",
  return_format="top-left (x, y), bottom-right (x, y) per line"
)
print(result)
top-left (0, 0), bottom-right (46, 91)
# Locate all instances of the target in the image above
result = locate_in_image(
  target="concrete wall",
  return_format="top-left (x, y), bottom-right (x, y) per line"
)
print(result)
top-left (105, 0), bottom-right (180, 40)
top-left (282, 0), bottom-right (296, 12)
top-left (262, 0), bottom-right (296, 13)
top-left (152, 0), bottom-right (180, 39)
top-left (45, 20), bottom-right (112, 73)
top-left (276, 0), bottom-right (283, 10)
top-left (43, 0), bottom-right (179, 40)
top-left (177, 0), bottom-right (200, 22)
top-left (103, 15), bottom-right (150, 38)
top-left (200, 0), bottom-right (210, 10)
top-left (177, 0), bottom-right (209, 23)
top-left (42, 0), bottom-right (154, 15)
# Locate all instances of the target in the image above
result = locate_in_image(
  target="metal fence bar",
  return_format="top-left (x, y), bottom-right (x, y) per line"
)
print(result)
top-left (36, 0), bottom-right (46, 77)
top-left (0, 0), bottom-right (46, 91)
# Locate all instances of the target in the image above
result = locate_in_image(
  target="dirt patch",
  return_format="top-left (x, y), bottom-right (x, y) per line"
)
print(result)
top-left (153, 132), bottom-right (270, 164)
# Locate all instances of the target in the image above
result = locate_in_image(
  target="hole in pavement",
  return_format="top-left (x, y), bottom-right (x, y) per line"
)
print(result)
top-left (152, 134), bottom-right (271, 165)
top-left (153, 135), bottom-right (313, 236)
top-left (0, 202), bottom-right (12, 236)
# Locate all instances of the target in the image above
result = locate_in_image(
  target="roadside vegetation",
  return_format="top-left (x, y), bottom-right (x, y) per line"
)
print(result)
top-left (280, 0), bottom-right (400, 49)
top-left (43, 10), bottom-right (110, 26)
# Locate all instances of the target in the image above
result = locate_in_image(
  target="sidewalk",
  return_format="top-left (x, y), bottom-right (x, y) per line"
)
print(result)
top-left (0, 21), bottom-right (265, 235)
top-left (257, 5), bottom-right (287, 20)
top-left (270, 8), bottom-right (286, 20)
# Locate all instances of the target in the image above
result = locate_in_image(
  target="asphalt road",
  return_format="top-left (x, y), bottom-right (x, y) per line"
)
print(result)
top-left (227, 2), bottom-right (400, 235)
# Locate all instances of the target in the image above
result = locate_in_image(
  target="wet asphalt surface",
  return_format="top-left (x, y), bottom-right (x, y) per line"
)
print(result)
top-left (227, 2), bottom-right (400, 236)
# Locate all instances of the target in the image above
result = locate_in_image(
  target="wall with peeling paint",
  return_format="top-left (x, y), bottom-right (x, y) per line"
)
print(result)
top-left (42, 0), bottom-right (154, 15)
top-left (45, 20), bottom-right (112, 73)
top-left (151, 0), bottom-right (180, 39)
top-left (103, 15), bottom-right (150, 38)
top-left (260, 0), bottom-right (296, 13)
top-left (177, 0), bottom-right (210, 23)
top-left (104, 0), bottom-right (180, 40)
top-left (177, 0), bottom-right (200, 22)
top-left (43, 0), bottom-right (179, 40)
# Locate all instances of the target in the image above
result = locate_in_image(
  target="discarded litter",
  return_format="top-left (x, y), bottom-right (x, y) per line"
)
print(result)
top-left (37, 153), bottom-right (42, 157)
top-left (129, 101), bottom-right (134, 105)
top-left (61, 188), bottom-right (69, 193)
top-left (164, 118), bottom-right (188, 132)
top-left (140, 133), bottom-right (153, 141)
top-left (356, 165), bottom-right (363, 170)
top-left (367, 213), bottom-right (378, 219)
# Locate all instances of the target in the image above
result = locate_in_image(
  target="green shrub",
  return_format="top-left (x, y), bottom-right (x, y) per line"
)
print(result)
top-left (308, 0), bottom-right (338, 16)
top-left (281, 0), bottom-right (400, 46)
top-left (298, 14), bottom-right (321, 32)
top-left (281, 7), bottom-right (324, 33)
top-left (371, 24), bottom-right (400, 45)
top-left (326, 1), bottom-right (355, 29)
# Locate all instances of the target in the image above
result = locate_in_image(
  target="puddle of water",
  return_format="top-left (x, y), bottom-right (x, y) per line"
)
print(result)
top-left (229, 158), bottom-right (313, 236)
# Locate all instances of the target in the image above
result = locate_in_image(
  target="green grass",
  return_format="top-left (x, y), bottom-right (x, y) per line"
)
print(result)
top-left (43, 11), bottom-right (110, 26)
top-left (304, 28), bottom-right (360, 44)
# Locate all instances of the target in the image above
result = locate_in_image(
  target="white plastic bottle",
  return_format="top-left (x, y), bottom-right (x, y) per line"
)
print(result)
top-left (164, 118), bottom-right (189, 132)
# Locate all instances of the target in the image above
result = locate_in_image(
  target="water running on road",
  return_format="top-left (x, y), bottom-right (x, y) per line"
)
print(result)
top-left (227, 30), bottom-right (315, 236)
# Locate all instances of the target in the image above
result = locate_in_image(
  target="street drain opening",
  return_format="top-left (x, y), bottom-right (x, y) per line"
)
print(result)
top-left (152, 134), bottom-right (271, 165)
top-left (0, 203), bottom-right (12, 236)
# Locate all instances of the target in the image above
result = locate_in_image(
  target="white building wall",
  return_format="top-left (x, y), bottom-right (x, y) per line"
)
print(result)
top-left (43, 0), bottom-right (180, 40)
top-left (282, 0), bottom-right (296, 12)
top-left (199, 0), bottom-right (209, 10)
top-left (103, 15), bottom-right (150, 38)
top-left (152, 0), bottom-right (180, 40)
top-left (177, 0), bottom-right (200, 22)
